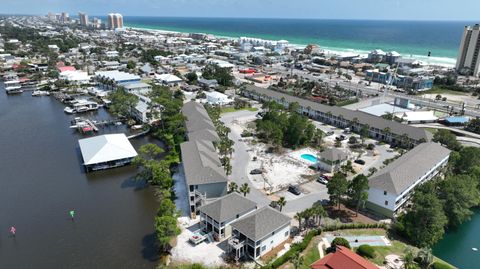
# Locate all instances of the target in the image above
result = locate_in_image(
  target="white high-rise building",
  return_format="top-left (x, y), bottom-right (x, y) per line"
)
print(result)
top-left (456, 24), bottom-right (480, 77)
top-left (107, 13), bottom-right (123, 30)
top-left (79, 12), bottom-right (89, 27)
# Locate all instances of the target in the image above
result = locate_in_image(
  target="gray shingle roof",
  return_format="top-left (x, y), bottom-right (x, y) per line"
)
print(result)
top-left (243, 85), bottom-right (432, 142)
top-left (369, 142), bottom-right (451, 195)
top-left (230, 206), bottom-right (291, 241)
top-left (188, 129), bottom-right (220, 142)
top-left (180, 140), bottom-right (228, 185)
top-left (182, 101), bottom-right (216, 133)
top-left (319, 148), bottom-right (349, 162)
top-left (198, 192), bottom-right (257, 223)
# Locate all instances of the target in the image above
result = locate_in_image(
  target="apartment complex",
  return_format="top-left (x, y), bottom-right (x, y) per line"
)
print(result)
top-left (78, 12), bottom-right (88, 27)
top-left (456, 24), bottom-right (480, 77)
top-left (241, 85), bottom-right (432, 146)
top-left (107, 13), bottom-right (123, 30)
top-left (367, 142), bottom-right (451, 217)
top-left (180, 102), bottom-right (227, 218)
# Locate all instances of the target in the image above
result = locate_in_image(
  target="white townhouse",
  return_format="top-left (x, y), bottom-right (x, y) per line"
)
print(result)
top-left (367, 142), bottom-right (451, 218)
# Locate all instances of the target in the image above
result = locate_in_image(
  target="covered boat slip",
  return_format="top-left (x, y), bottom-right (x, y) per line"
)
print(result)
top-left (78, 133), bottom-right (138, 172)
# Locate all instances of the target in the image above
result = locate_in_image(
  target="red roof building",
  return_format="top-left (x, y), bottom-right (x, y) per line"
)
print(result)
top-left (310, 246), bottom-right (378, 269)
top-left (57, 66), bottom-right (76, 73)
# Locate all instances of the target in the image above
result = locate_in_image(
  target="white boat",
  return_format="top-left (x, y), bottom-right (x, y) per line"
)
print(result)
top-left (64, 107), bottom-right (76, 114)
top-left (76, 106), bottom-right (89, 113)
top-left (32, 90), bottom-right (50, 96)
top-left (4, 80), bottom-right (23, 94)
top-left (473, 248), bottom-right (478, 251)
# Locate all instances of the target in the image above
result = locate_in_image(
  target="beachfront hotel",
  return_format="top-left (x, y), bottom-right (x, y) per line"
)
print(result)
top-left (107, 13), bottom-right (123, 29)
top-left (456, 24), bottom-right (480, 77)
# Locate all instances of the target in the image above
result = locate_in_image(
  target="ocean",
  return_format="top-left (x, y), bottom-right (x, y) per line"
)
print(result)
top-left (121, 17), bottom-right (476, 66)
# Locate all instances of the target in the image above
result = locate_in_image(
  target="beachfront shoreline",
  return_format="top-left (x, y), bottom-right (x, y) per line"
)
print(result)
top-left (125, 24), bottom-right (456, 68)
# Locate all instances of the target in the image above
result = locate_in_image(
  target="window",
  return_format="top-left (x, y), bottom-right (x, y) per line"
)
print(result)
top-left (236, 214), bottom-right (240, 219)
top-left (384, 191), bottom-right (387, 195)
top-left (262, 245), bottom-right (266, 252)
top-left (285, 231), bottom-right (289, 237)
top-left (385, 200), bottom-right (389, 206)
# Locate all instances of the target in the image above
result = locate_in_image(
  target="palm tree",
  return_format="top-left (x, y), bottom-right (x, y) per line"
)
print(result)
top-left (291, 252), bottom-right (304, 269)
top-left (416, 248), bottom-right (434, 269)
top-left (294, 212), bottom-right (303, 231)
top-left (312, 203), bottom-right (327, 226)
top-left (402, 248), bottom-right (417, 269)
top-left (228, 182), bottom-right (238, 193)
top-left (239, 183), bottom-right (250, 197)
top-left (277, 196), bottom-right (287, 212)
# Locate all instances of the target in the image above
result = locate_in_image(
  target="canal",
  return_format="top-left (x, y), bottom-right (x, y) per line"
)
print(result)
top-left (0, 90), bottom-right (159, 268)
top-left (433, 210), bottom-right (480, 269)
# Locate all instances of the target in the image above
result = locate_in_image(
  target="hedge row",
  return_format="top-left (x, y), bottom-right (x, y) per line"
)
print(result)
top-left (322, 223), bottom-right (387, 232)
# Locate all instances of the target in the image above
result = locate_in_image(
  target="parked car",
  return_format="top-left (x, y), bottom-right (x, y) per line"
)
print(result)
top-left (317, 176), bottom-right (328, 185)
top-left (326, 131), bottom-right (335, 136)
top-left (288, 185), bottom-right (302, 195)
top-left (354, 159), bottom-right (366, 165)
top-left (250, 168), bottom-right (263, 175)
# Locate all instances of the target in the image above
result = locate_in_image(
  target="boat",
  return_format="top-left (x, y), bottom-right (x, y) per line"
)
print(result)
top-left (473, 248), bottom-right (478, 251)
top-left (71, 99), bottom-right (99, 113)
top-left (64, 107), bottom-right (76, 114)
top-left (4, 80), bottom-right (23, 94)
top-left (32, 90), bottom-right (50, 96)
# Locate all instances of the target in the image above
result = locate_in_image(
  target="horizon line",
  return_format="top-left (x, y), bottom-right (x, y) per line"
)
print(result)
top-left (0, 13), bottom-right (478, 23)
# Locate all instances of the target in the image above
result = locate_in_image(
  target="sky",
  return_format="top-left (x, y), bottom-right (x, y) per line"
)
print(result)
top-left (0, 0), bottom-right (479, 21)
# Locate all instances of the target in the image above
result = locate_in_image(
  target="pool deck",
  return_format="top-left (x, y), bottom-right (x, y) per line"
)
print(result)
top-left (289, 148), bottom-right (319, 165)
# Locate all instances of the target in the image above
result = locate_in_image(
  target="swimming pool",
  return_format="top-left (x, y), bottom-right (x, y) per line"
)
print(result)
top-left (301, 154), bottom-right (317, 163)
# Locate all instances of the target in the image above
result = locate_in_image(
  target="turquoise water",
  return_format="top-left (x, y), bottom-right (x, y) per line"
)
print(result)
top-left (433, 210), bottom-right (480, 268)
top-left (119, 17), bottom-right (476, 66)
top-left (301, 154), bottom-right (317, 163)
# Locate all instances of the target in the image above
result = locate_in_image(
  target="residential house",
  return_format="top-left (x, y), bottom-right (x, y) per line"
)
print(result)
top-left (317, 148), bottom-right (350, 173)
top-left (198, 193), bottom-right (257, 240)
top-left (228, 206), bottom-right (291, 260)
top-left (205, 91), bottom-right (233, 106)
top-left (367, 142), bottom-right (451, 218)
top-left (198, 78), bottom-right (219, 89)
top-left (155, 73), bottom-right (183, 86)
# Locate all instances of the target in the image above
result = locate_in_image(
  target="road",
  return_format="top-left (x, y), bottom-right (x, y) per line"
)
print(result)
top-left (221, 110), bottom-right (330, 216)
top-left (260, 63), bottom-right (480, 117)
top-left (221, 110), bottom-right (271, 208)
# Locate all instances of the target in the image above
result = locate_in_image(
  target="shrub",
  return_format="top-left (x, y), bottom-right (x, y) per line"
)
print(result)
top-left (357, 244), bottom-right (376, 258)
top-left (366, 143), bottom-right (375, 150)
top-left (431, 261), bottom-right (455, 269)
top-left (331, 237), bottom-right (351, 249)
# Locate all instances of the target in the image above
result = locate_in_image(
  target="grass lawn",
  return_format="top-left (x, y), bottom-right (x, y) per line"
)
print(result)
top-left (425, 127), bottom-right (439, 134)
top-left (281, 237), bottom-right (321, 269)
top-left (420, 86), bottom-right (469, 96)
top-left (220, 107), bottom-right (258, 113)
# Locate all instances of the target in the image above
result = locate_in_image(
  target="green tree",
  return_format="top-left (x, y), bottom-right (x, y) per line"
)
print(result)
top-left (347, 174), bottom-right (369, 216)
top-left (157, 199), bottom-right (178, 217)
top-left (398, 185), bottom-right (447, 248)
top-left (438, 175), bottom-right (480, 228)
top-left (403, 248), bottom-right (417, 269)
top-left (277, 196), bottom-right (287, 212)
top-left (327, 173), bottom-right (348, 209)
top-left (155, 215), bottom-right (180, 252)
top-left (239, 183), bottom-right (250, 197)
top-left (185, 72), bottom-right (198, 83)
top-left (433, 129), bottom-right (462, 151)
top-left (416, 248), bottom-right (434, 269)
top-left (228, 182), bottom-right (238, 193)
top-left (108, 87), bottom-right (139, 118)
top-left (291, 252), bottom-right (304, 269)
top-left (330, 237), bottom-right (351, 249)
top-left (126, 60), bottom-right (136, 70)
top-left (453, 147), bottom-right (480, 174)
